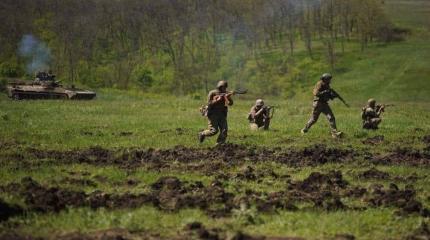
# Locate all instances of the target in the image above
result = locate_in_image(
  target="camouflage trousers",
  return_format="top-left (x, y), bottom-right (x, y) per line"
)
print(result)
top-left (363, 118), bottom-right (381, 129)
top-left (250, 118), bottom-right (271, 131)
top-left (202, 114), bottom-right (228, 144)
top-left (304, 101), bottom-right (337, 132)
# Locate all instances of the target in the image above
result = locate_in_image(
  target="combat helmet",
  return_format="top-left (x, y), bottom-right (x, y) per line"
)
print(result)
top-left (256, 99), bottom-right (264, 107)
top-left (367, 98), bottom-right (376, 107)
top-left (321, 73), bottom-right (332, 82)
top-left (217, 80), bottom-right (228, 89)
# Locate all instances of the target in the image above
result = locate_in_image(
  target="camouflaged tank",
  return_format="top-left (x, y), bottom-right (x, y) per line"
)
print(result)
top-left (6, 72), bottom-right (96, 100)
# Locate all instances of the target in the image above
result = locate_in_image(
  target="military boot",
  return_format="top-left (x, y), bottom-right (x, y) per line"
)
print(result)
top-left (198, 132), bottom-right (205, 143)
top-left (331, 130), bottom-right (343, 138)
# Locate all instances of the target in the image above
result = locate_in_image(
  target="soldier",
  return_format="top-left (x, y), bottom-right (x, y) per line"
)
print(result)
top-left (248, 99), bottom-right (271, 130)
top-left (198, 80), bottom-right (233, 144)
top-left (362, 98), bottom-right (383, 129)
top-left (301, 73), bottom-right (343, 138)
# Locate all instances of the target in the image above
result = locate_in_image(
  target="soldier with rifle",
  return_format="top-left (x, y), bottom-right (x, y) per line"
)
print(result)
top-left (301, 73), bottom-right (349, 138)
top-left (362, 98), bottom-right (392, 129)
top-left (198, 80), bottom-right (246, 144)
top-left (248, 99), bottom-right (273, 130)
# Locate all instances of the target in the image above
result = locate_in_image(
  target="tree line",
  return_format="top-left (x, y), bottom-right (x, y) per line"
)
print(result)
top-left (0, 0), bottom-right (401, 95)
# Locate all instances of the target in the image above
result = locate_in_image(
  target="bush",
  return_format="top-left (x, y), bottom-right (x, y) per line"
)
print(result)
top-left (0, 78), bottom-right (8, 92)
top-left (0, 61), bottom-right (21, 77)
top-left (132, 66), bottom-right (154, 90)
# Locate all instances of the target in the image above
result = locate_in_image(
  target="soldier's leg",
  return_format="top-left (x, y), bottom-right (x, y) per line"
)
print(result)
top-left (303, 102), bottom-right (322, 132)
top-left (263, 118), bottom-right (270, 130)
top-left (202, 115), bottom-right (219, 137)
top-left (217, 116), bottom-right (228, 144)
top-left (370, 118), bottom-right (382, 129)
top-left (321, 104), bottom-right (337, 132)
top-left (250, 123), bottom-right (259, 131)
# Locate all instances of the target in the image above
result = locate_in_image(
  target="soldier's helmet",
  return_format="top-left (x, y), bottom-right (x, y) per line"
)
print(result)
top-left (368, 98), bottom-right (376, 107)
top-left (217, 80), bottom-right (228, 89)
top-left (256, 99), bottom-right (264, 107)
top-left (321, 73), bottom-right (332, 82)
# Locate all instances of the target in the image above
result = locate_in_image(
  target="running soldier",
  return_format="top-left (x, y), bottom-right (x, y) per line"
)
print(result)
top-left (301, 73), bottom-right (345, 138)
top-left (198, 80), bottom-right (233, 144)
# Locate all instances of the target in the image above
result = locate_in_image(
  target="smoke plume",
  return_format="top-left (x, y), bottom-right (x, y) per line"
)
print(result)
top-left (18, 34), bottom-right (52, 74)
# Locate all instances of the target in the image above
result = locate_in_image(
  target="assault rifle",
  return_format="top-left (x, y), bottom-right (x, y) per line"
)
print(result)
top-left (216, 88), bottom-right (248, 98)
top-left (376, 104), bottom-right (394, 113)
top-left (264, 105), bottom-right (279, 119)
top-left (200, 88), bottom-right (248, 116)
top-left (330, 89), bottom-right (350, 107)
top-left (214, 88), bottom-right (248, 106)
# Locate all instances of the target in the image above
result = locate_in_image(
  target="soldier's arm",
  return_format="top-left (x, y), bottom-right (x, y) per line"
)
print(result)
top-left (249, 106), bottom-right (256, 118)
top-left (313, 82), bottom-right (329, 97)
top-left (312, 82), bottom-right (321, 96)
top-left (207, 91), bottom-right (217, 106)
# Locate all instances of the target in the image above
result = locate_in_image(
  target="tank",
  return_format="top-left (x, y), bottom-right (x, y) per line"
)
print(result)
top-left (6, 72), bottom-right (96, 100)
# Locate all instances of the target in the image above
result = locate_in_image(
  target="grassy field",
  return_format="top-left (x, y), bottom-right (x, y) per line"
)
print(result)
top-left (1, 0), bottom-right (430, 239)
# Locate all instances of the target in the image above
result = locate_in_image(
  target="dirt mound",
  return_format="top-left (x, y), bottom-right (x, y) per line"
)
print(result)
top-left (22, 144), bottom-right (356, 170)
top-left (362, 135), bottom-right (384, 145)
top-left (365, 183), bottom-right (430, 216)
top-left (2, 177), bottom-right (236, 217)
top-left (358, 168), bottom-right (390, 179)
top-left (373, 147), bottom-right (430, 166)
top-left (0, 198), bottom-right (23, 222)
top-left (285, 171), bottom-right (348, 210)
top-left (183, 222), bottom-right (304, 240)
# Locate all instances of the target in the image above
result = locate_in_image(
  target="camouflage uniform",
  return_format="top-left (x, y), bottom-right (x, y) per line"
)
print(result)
top-left (200, 88), bottom-right (233, 144)
top-left (248, 102), bottom-right (270, 130)
top-left (302, 76), bottom-right (340, 135)
top-left (362, 99), bottom-right (382, 129)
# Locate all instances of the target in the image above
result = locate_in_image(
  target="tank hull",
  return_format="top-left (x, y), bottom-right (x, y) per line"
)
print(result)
top-left (6, 83), bottom-right (96, 100)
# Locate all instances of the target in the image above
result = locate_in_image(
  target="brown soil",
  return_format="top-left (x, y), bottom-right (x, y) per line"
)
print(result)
top-left (0, 198), bottom-right (23, 222)
top-left (373, 147), bottom-right (430, 166)
top-left (2, 177), bottom-right (236, 217)
top-left (183, 222), bottom-right (304, 240)
top-left (362, 135), bottom-right (384, 145)
top-left (0, 225), bottom-right (305, 240)
top-left (358, 168), bottom-right (390, 180)
top-left (285, 171), bottom-right (348, 210)
top-left (22, 144), bottom-right (356, 170)
top-left (365, 183), bottom-right (430, 216)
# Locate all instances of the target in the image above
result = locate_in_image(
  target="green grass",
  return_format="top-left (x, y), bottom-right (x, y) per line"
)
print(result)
top-left (1, 0), bottom-right (430, 238)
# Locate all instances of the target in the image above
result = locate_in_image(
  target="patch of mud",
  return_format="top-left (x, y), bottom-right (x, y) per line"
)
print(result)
top-left (365, 183), bottom-right (430, 216)
top-left (20, 144), bottom-right (356, 170)
top-left (358, 168), bottom-right (390, 180)
top-left (373, 147), bottom-right (430, 166)
top-left (1, 177), bottom-right (237, 217)
top-left (0, 225), bottom-right (305, 240)
top-left (183, 222), bottom-right (304, 240)
top-left (333, 234), bottom-right (355, 240)
top-left (0, 198), bottom-right (23, 222)
top-left (285, 171), bottom-right (348, 210)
